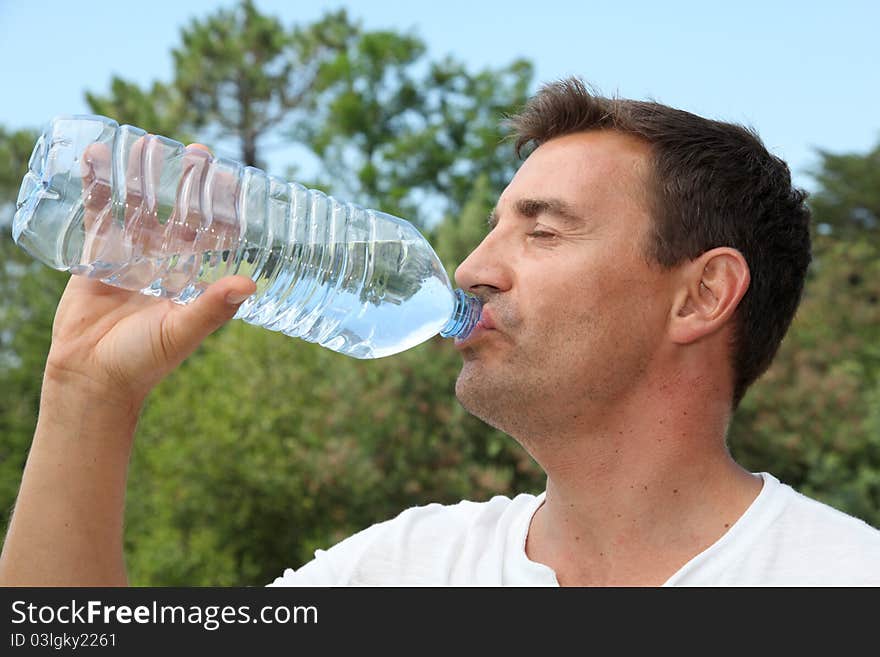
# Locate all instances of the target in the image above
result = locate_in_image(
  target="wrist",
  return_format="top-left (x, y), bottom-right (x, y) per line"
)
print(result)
top-left (38, 369), bottom-right (145, 447)
top-left (41, 361), bottom-right (148, 421)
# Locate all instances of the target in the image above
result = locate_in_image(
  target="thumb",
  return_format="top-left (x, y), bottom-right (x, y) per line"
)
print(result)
top-left (162, 275), bottom-right (257, 356)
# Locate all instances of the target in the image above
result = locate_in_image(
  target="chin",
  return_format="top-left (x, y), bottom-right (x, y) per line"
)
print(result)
top-left (454, 366), bottom-right (488, 414)
top-left (454, 365), bottom-right (512, 431)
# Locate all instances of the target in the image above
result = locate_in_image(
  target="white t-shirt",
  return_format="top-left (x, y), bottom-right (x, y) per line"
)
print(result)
top-left (267, 472), bottom-right (880, 586)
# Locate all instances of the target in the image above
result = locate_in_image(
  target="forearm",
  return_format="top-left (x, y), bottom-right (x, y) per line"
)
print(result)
top-left (0, 379), bottom-right (141, 586)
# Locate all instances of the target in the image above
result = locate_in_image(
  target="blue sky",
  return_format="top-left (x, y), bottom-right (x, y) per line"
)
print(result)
top-left (1, 0), bottom-right (878, 192)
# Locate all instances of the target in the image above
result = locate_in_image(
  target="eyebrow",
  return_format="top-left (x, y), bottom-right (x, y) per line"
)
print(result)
top-left (487, 197), bottom-right (583, 229)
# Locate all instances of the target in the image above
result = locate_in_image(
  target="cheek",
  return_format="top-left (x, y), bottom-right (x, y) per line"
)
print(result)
top-left (542, 262), bottom-right (620, 324)
top-left (517, 270), bottom-right (605, 358)
top-left (527, 260), bottom-right (664, 355)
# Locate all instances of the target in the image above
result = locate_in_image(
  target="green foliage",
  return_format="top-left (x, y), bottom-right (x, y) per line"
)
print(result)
top-left (85, 78), bottom-right (191, 141)
top-left (1, 2), bottom-right (878, 586)
top-left (299, 34), bottom-right (533, 228)
top-left (808, 142), bottom-right (880, 239)
top-left (296, 28), bottom-right (427, 204)
top-left (433, 174), bottom-right (495, 276)
top-left (0, 126), bottom-right (38, 224)
top-left (172, 1), bottom-right (355, 167)
top-left (84, 1), bottom-right (355, 170)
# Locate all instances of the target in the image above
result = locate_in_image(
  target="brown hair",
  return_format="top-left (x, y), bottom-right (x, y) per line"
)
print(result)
top-left (507, 77), bottom-right (812, 410)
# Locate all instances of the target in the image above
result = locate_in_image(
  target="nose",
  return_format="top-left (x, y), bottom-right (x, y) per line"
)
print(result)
top-left (454, 226), bottom-right (513, 295)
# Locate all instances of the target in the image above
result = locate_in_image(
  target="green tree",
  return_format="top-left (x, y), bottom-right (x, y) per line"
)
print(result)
top-left (172, 0), bottom-right (355, 168)
top-left (411, 58), bottom-right (533, 221)
top-left (301, 32), bottom-right (533, 228)
top-left (434, 173), bottom-right (495, 275)
top-left (296, 28), bottom-right (426, 205)
top-left (0, 126), bottom-right (38, 225)
top-left (85, 78), bottom-right (191, 141)
top-left (809, 142), bottom-right (880, 239)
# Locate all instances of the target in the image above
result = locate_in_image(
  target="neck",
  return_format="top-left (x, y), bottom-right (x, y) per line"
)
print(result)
top-left (520, 373), bottom-right (761, 586)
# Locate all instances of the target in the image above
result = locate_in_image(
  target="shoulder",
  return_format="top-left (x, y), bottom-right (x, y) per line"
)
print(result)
top-left (268, 492), bottom-right (543, 586)
top-left (669, 473), bottom-right (880, 586)
top-left (770, 475), bottom-right (880, 546)
top-left (754, 473), bottom-right (880, 583)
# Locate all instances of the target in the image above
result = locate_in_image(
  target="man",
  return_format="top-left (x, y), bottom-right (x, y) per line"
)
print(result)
top-left (1, 78), bottom-right (878, 586)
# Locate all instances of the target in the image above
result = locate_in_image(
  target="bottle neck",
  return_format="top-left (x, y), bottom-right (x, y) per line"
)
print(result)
top-left (440, 289), bottom-right (482, 340)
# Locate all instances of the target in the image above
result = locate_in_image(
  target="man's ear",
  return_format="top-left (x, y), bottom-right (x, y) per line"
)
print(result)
top-left (670, 247), bottom-right (750, 345)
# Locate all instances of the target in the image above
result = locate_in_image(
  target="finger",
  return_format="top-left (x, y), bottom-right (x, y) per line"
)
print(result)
top-left (161, 275), bottom-right (257, 358)
top-left (153, 144), bottom-right (217, 295)
top-left (80, 142), bottom-right (130, 267)
top-left (169, 145), bottom-right (213, 246)
top-left (122, 136), bottom-right (204, 276)
top-left (122, 134), bottom-right (167, 257)
top-left (182, 148), bottom-right (243, 284)
top-left (81, 142), bottom-right (112, 218)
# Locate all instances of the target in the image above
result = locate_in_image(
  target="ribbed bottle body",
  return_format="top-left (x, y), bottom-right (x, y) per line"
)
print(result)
top-left (13, 115), bottom-right (477, 358)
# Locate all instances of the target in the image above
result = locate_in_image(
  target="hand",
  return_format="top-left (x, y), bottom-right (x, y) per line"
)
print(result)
top-left (44, 270), bottom-right (255, 409)
top-left (43, 140), bottom-right (256, 408)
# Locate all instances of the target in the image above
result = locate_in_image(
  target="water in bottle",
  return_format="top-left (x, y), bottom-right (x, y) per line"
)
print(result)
top-left (12, 115), bottom-right (481, 358)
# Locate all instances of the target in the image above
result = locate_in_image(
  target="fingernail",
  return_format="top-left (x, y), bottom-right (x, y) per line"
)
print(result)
top-left (226, 292), bottom-right (251, 305)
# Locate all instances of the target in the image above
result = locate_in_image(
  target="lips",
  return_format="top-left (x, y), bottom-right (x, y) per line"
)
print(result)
top-left (454, 306), bottom-right (497, 347)
top-left (475, 306), bottom-right (497, 331)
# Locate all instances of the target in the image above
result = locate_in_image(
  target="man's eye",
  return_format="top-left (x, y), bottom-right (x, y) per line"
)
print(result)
top-left (526, 230), bottom-right (556, 239)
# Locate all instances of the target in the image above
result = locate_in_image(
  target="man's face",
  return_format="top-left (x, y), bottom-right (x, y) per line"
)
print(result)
top-left (453, 130), bottom-right (676, 438)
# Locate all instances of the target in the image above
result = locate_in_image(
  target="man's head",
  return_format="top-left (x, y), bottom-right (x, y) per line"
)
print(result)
top-left (453, 77), bottom-right (811, 435)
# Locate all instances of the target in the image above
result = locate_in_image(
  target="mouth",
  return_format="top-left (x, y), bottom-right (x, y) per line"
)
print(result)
top-left (454, 307), bottom-right (498, 348)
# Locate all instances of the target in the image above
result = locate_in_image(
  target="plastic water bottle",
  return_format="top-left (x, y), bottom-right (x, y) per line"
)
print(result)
top-left (12, 115), bottom-right (481, 358)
